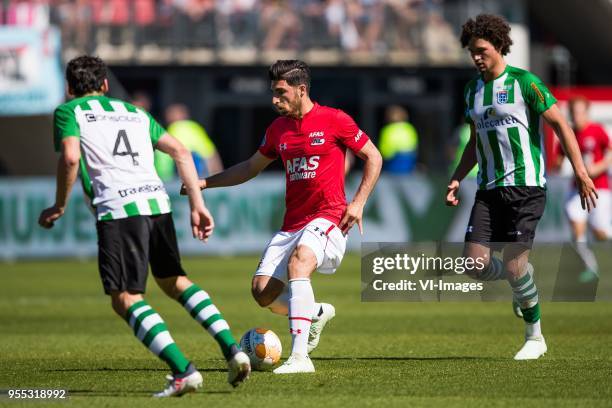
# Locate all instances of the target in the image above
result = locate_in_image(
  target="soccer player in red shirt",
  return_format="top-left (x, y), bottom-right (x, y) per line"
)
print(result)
top-left (562, 96), bottom-right (612, 280)
top-left (185, 60), bottom-right (382, 373)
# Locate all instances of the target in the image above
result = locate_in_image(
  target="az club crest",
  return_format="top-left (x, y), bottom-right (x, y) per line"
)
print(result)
top-left (496, 90), bottom-right (508, 104)
top-left (310, 138), bottom-right (325, 146)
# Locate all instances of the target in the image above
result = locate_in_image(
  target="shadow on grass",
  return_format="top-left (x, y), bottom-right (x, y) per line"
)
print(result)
top-left (311, 356), bottom-right (491, 361)
top-left (48, 368), bottom-right (226, 373)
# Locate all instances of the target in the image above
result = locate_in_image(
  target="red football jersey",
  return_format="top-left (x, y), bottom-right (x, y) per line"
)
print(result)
top-left (259, 103), bottom-right (369, 231)
top-left (575, 123), bottom-right (611, 189)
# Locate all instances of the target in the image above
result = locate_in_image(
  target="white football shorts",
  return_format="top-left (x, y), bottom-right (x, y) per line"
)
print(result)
top-left (565, 188), bottom-right (611, 230)
top-left (254, 218), bottom-right (348, 284)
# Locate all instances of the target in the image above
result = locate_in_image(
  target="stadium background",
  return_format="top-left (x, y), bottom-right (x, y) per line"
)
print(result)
top-left (1, 1), bottom-right (611, 406)
top-left (1, 0), bottom-right (612, 258)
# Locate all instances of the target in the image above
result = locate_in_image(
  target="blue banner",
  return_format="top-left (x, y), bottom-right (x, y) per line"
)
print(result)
top-left (0, 27), bottom-right (64, 116)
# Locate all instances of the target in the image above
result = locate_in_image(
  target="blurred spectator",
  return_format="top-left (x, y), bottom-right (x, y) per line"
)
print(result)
top-left (216, 0), bottom-right (258, 48)
top-left (337, 0), bottom-right (385, 52)
top-left (384, 0), bottom-right (424, 52)
top-left (130, 90), bottom-right (153, 112)
top-left (561, 96), bottom-right (612, 236)
top-left (173, 0), bottom-right (217, 50)
top-left (259, 0), bottom-right (301, 51)
top-left (292, 0), bottom-right (335, 49)
top-left (45, 0), bottom-right (471, 62)
top-left (355, 0), bottom-right (384, 52)
top-left (560, 96), bottom-right (612, 282)
top-left (324, 0), bottom-right (352, 49)
top-left (91, 0), bottom-right (134, 58)
top-left (378, 105), bottom-right (419, 173)
top-left (51, 0), bottom-right (92, 56)
top-left (155, 104), bottom-right (224, 181)
top-left (422, 8), bottom-right (460, 62)
top-left (5, 0), bottom-right (50, 29)
top-left (132, 0), bottom-right (158, 50)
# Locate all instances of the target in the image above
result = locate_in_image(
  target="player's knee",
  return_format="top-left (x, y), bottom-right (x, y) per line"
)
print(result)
top-left (504, 261), bottom-right (527, 280)
top-left (156, 275), bottom-right (193, 300)
top-left (110, 291), bottom-right (142, 317)
top-left (461, 252), bottom-right (489, 278)
top-left (287, 246), bottom-right (317, 279)
top-left (592, 228), bottom-right (608, 241)
top-left (464, 259), bottom-right (489, 279)
top-left (251, 277), bottom-right (284, 307)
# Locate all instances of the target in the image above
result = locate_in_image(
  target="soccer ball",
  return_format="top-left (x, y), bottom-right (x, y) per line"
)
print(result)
top-left (239, 328), bottom-right (282, 370)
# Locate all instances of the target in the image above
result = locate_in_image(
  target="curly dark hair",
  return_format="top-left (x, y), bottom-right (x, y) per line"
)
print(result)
top-left (460, 14), bottom-right (513, 55)
top-left (66, 55), bottom-right (107, 97)
top-left (268, 60), bottom-right (311, 92)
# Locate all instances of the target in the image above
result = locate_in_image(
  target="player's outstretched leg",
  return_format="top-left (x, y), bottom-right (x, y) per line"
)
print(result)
top-left (177, 283), bottom-right (251, 386)
top-left (505, 261), bottom-right (547, 360)
top-left (112, 294), bottom-right (203, 397)
top-left (274, 278), bottom-right (316, 374)
top-left (252, 276), bottom-right (335, 354)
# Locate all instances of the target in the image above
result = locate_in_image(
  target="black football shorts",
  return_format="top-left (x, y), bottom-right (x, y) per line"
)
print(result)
top-left (96, 213), bottom-right (186, 295)
top-left (465, 186), bottom-right (546, 249)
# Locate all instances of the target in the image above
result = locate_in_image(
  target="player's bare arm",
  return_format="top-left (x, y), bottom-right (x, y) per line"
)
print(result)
top-left (339, 140), bottom-right (382, 235)
top-left (542, 104), bottom-right (598, 211)
top-left (181, 151), bottom-right (274, 193)
top-left (585, 147), bottom-right (612, 178)
top-left (38, 137), bottom-right (80, 229)
top-left (157, 133), bottom-right (214, 241)
top-left (446, 124), bottom-right (477, 207)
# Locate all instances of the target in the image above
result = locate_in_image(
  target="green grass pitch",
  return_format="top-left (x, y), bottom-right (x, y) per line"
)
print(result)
top-left (1, 255), bottom-right (611, 407)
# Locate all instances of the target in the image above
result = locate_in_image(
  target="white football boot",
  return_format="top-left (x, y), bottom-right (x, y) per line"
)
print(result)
top-left (307, 303), bottom-right (336, 354)
top-left (513, 336), bottom-right (547, 360)
top-left (227, 349), bottom-right (251, 387)
top-left (153, 364), bottom-right (203, 397)
top-left (273, 354), bottom-right (315, 374)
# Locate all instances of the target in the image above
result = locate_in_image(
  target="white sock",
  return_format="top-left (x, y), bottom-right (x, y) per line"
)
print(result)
top-left (288, 278), bottom-right (314, 357)
top-left (267, 289), bottom-right (323, 322)
top-left (526, 320), bottom-right (542, 339)
top-left (574, 240), bottom-right (599, 273)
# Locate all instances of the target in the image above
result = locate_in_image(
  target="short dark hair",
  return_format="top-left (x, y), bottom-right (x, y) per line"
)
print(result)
top-left (460, 14), bottom-right (513, 56)
top-left (268, 60), bottom-right (311, 92)
top-left (66, 55), bottom-right (107, 97)
top-left (568, 95), bottom-right (590, 110)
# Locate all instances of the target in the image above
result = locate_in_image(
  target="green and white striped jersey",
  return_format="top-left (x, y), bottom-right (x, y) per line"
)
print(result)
top-left (54, 95), bottom-right (171, 220)
top-left (464, 65), bottom-right (556, 190)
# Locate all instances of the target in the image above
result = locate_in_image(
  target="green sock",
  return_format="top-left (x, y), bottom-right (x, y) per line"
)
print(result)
top-left (509, 269), bottom-right (540, 324)
top-left (179, 284), bottom-right (238, 359)
top-left (126, 300), bottom-right (190, 374)
top-left (521, 303), bottom-right (541, 324)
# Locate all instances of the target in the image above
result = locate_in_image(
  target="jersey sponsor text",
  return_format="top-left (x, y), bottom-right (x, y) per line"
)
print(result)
top-left (286, 156), bottom-right (319, 181)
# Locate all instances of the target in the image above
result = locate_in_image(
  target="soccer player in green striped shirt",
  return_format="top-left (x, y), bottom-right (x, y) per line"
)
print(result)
top-left (446, 15), bottom-right (598, 360)
top-left (38, 56), bottom-right (250, 396)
